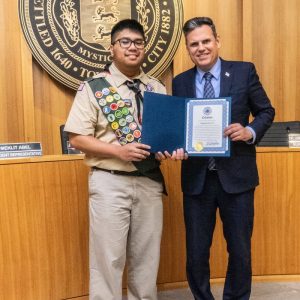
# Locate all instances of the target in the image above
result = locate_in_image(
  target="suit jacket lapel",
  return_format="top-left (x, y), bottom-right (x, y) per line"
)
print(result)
top-left (220, 59), bottom-right (233, 97)
top-left (185, 67), bottom-right (197, 97)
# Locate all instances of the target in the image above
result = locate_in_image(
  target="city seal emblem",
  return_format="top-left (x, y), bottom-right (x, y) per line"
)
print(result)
top-left (18, 0), bottom-right (183, 90)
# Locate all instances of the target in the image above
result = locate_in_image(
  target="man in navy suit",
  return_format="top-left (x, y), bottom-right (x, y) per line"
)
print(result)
top-left (172, 17), bottom-right (275, 300)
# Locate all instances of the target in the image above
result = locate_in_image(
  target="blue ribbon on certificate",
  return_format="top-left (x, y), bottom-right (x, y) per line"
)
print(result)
top-left (141, 92), bottom-right (231, 156)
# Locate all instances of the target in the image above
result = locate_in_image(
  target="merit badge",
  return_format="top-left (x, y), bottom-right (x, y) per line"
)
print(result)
top-left (110, 103), bottom-right (118, 111)
top-left (126, 115), bottom-right (134, 123)
top-left (107, 114), bottom-right (115, 122)
top-left (106, 95), bottom-right (114, 103)
top-left (109, 87), bottom-right (117, 93)
top-left (121, 107), bottom-right (129, 116)
top-left (117, 100), bottom-right (125, 108)
top-left (129, 122), bottom-right (137, 131)
top-left (115, 129), bottom-right (123, 138)
top-left (95, 91), bottom-right (103, 98)
top-left (102, 88), bottom-right (110, 95)
top-left (114, 110), bottom-right (123, 119)
top-left (98, 98), bottom-right (107, 106)
top-left (146, 83), bottom-right (154, 91)
top-left (133, 130), bottom-right (141, 138)
top-left (103, 106), bottom-right (111, 114)
top-left (124, 99), bottom-right (132, 107)
top-left (126, 134), bottom-right (134, 142)
top-left (122, 126), bottom-right (130, 134)
top-left (119, 137), bottom-right (127, 145)
top-left (111, 122), bottom-right (119, 130)
top-left (113, 94), bottom-right (121, 100)
top-left (119, 118), bottom-right (127, 127)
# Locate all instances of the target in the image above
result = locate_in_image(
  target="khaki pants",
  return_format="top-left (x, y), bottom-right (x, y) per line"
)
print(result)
top-left (89, 169), bottom-right (163, 300)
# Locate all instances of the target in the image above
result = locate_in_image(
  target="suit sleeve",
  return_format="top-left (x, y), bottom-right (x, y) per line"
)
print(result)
top-left (247, 63), bottom-right (275, 143)
top-left (172, 77), bottom-right (178, 96)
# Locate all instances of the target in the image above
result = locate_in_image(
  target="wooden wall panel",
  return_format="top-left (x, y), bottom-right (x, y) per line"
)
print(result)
top-left (0, 1), bottom-right (26, 143)
top-left (173, 0), bottom-right (243, 76)
top-left (32, 63), bottom-right (75, 154)
top-left (243, 0), bottom-right (300, 121)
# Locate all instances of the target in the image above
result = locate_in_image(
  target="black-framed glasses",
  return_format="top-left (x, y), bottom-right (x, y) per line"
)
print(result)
top-left (112, 38), bottom-right (145, 49)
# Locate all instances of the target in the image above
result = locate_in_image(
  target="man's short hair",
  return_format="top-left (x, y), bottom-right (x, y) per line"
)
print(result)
top-left (183, 17), bottom-right (217, 38)
top-left (111, 19), bottom-right (145, 42)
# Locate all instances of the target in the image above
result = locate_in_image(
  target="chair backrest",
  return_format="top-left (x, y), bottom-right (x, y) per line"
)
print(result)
top-left (60, 125), bottom-right (81, 154)
top-left (257, 121), bottom-right (300, 147)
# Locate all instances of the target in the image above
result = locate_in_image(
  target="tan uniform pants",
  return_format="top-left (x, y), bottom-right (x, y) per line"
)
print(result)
top-left (89, 169), bottom-right (163, 300)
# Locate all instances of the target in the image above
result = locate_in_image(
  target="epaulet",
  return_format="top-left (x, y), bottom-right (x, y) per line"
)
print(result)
top-left (147, 75), bottom-right (165, 87)
top-left (86, 71), bottom-right (109, 83)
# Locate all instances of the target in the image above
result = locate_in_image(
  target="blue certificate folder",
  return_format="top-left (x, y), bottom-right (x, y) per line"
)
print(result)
top-left (141, 92), bottom-right (231, 156)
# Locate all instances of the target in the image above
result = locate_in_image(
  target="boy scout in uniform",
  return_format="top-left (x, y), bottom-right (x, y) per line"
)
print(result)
top-left (64, 19), bottom-right (174, 300)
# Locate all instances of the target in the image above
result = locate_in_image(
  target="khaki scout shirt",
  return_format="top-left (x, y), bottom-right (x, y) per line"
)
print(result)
top-left (64, 63), bottom-right (166, 171)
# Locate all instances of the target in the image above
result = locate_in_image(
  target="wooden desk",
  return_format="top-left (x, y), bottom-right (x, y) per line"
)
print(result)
top-left (0, 155), bottom-right (89, 300)
top-left (1, 149), bottom-right (300, 299)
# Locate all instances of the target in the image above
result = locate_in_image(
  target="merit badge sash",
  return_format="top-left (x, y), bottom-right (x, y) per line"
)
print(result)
top-left (87, 76), bottom-right (164, 184)
top-left (88, 77), bottom-right (142, 146)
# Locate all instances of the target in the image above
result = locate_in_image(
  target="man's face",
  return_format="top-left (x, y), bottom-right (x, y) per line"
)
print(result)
top-left (185, 25), bottom-right (220, 71)
top-left (110, 29), bottom-right (145, 70)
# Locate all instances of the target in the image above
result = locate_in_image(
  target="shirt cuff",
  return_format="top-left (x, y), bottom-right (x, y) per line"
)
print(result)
top-left (246, 126), bottom-right (256, 144)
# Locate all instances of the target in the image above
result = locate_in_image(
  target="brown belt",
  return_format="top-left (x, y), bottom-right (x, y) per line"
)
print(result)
top-left (92, 166), bottom-right (144, 177)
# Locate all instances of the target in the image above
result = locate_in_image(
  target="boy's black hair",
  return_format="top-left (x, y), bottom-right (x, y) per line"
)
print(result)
top-left (111, 19), bottom-right (145, 42)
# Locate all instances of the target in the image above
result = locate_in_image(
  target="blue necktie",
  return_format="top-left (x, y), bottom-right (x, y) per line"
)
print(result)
top-left (203, 72), bottom-right (217, 170)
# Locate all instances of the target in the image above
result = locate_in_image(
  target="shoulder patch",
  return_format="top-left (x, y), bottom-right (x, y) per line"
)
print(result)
top-left (77, 82), bottom-right (85, 91)
top-left (147, 75), bottom-right (165, 87)
top-left (94, 72), bottom-right (108, 79)
top-left (86, 71), bottom-right (108, 83)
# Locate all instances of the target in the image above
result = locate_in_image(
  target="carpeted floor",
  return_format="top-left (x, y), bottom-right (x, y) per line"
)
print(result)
top-left (157, 282), bottom-right (300, 300)
top-left (123, 281), bottom-right (300, 299)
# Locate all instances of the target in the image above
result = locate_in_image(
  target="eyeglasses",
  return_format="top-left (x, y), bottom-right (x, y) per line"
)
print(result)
top-left (112, 38), bottom-right (145, 49)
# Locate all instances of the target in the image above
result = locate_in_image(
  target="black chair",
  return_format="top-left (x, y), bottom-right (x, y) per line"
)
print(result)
top-left (60, 125), bottom-right (81, 154)
top-left (257, 121), bottom-right (300, 147)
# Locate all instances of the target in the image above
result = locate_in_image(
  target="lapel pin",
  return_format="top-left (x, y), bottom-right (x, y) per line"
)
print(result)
top-left (225, 72), bottom-right (230, 77)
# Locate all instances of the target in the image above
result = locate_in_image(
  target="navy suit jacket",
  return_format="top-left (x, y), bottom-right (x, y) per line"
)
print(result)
top-left (172, 59), bottom-right (275, 194)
